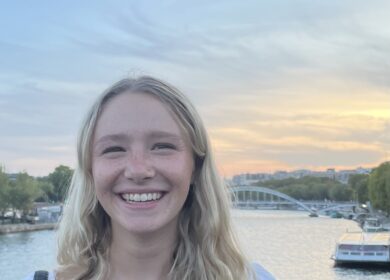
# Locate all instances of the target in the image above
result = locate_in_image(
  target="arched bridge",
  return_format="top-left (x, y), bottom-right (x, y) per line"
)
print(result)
top-left (317, 203), bottom-right (359, 215)
top-left (230, 186), bottom-right (316, 215)
top-left (229, 186), bottom-right (359, 216)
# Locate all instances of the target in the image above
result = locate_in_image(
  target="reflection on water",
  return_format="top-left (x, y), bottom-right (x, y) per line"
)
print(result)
top-left (1, 210), bottom-right (390, 280)
top-left (0, 230), bottom-right (56, 280)
top-left (233, 210), bottom-right (390, 280)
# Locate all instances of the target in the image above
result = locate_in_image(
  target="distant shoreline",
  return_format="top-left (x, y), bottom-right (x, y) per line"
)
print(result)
top-left (0, 223), bottom-right (57, 234)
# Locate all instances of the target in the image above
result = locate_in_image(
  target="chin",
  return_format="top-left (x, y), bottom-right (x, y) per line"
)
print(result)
top-left (115, 216), bottom-right (178, 236)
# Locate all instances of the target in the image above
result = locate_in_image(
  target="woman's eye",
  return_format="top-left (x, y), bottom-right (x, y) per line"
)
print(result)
top-left (152, 143), bottom-right (176, 150)
top-left (102, 146), bottom-right (125, 154)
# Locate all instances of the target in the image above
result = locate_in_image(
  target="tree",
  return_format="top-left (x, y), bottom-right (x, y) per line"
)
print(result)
top-left (48, 165), bottom-right (73, 202)
top-left (35, 178), bottom-right (55, 202)
top-left (256, 176), bottom-right (352, 201)
top-left (329, 184), bottom-right (353, 201)
top-left (8, 172), bottom-right (42, 221)
top-left (369, 162), bottom-right (390, 214)
top-left (348, 174), bottom-right (369, 203)
top-left (0, 166), bottom-right (10, 216)
top-left (279, 184), bottom-right (309, 200)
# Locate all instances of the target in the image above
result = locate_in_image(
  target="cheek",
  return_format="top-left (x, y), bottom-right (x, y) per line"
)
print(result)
top-left (174, 156), bottom-right (194, 188)
top-left (92, 159), bottom-right (118, 194)
top-left (92, 160), bottom-right (103, 189)
top-left (92, 173), bottom-right (105, 201)
top-left (158, 155), bottom-right (194, 187)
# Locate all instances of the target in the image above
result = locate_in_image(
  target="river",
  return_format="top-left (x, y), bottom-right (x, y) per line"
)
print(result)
top-left (1, 210), bottom-right (389, 280)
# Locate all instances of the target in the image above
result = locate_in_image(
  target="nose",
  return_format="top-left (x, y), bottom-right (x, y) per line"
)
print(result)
top-left (124, 152), bottom-right (155, 183)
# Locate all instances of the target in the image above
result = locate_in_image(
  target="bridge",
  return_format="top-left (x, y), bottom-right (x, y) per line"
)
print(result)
top-left (229, 185), bottom-right (359, 216)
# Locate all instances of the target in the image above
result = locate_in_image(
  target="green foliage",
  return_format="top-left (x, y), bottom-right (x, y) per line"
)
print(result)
top-left (348, 174), bottom-right (369, 203)
top-left (8, 173), bottom-right (42, 214)
top-left (369, 162), bottom-right (390, 214)
top-left (0, 165), bottom-right (73, 223)
top-left (0, 164), bottom-right (74, 224)
top-left (35, 178), bottom-right (55, 202)
top-left (329, 184), bottom-right (353, 201)
top-left (0, 166), bottom-right (10, 214)
top-left (256, 176), bottom-right (353, 201)
top-left (48, 165), bottom-right (73, 202)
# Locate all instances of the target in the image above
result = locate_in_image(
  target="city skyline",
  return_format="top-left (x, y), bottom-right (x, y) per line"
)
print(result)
top-left (230, 165), bottom-right (372, 184)
top-left (1, 1), bottom-right (389, 177)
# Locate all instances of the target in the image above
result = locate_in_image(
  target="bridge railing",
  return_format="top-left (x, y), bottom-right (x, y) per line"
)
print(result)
top-left (230, 185), bottom-right (358, 215)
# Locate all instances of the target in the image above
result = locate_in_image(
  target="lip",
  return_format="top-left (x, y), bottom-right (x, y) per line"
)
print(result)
top-left (116, 191), bottom-right (167, 210)
top-left (115, 189), bottom-right (167, 195)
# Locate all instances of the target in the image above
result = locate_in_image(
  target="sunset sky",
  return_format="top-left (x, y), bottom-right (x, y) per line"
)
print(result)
top-left (1, 1), bottom-right (389, 177)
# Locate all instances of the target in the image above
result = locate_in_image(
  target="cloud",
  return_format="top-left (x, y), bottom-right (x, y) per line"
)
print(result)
top-left (0, 77), bottom-right (105, 138)
top-left (207, 105), bottom-right (389, 175)
top-left (1, 0), bottom-right (389, 176)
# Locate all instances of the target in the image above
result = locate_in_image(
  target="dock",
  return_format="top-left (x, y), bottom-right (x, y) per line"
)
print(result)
top-left (0, 223), bottom-right (57, 234)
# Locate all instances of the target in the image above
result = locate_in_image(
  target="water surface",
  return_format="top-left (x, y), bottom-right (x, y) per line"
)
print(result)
top-left (233, 210), bottom-right (390, 280)
top-left (1, 210), bottom-right (390, 280)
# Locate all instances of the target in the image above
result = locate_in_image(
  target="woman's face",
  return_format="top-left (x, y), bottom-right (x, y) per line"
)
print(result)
top-left (92, 92), bottom-right (194, 236)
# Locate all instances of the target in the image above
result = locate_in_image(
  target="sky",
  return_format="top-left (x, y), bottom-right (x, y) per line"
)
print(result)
top-left (0, 0), bottom-right (389, 177)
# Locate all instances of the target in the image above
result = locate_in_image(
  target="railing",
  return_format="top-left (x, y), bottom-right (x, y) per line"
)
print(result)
top-left (230, 185), bottom-right (358, 215)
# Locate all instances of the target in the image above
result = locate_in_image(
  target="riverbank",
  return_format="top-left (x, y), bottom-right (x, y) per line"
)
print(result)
top-left (0, 223), bottom-right (57, 234)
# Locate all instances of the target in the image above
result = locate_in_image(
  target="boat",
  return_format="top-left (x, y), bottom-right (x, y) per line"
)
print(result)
top-left (332, 231), bottom-right (390, 265)
top-left (362, 218), bottom-right (389, 232)
top-left (330, 211), bottom-right (343, 219)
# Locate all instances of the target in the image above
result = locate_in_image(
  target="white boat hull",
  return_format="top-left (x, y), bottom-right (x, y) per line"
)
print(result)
top-left (333, 252), bottom-right (390, 264)
top-left (332, 232), bottom-right (390, 265)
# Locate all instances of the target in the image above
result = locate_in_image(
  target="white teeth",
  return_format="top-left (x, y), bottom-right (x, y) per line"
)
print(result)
top-left (121, 192), bottom-right (163, 203)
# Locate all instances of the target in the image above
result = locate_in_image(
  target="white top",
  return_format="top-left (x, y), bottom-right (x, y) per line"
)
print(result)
top-left (24, 263), bottom-right (274, 280)
top-left (252, 262), bottom-right (275, 280)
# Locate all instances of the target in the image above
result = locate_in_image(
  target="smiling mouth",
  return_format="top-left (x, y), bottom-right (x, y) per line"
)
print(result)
top-left (120, 192), bottom-right (164, 203)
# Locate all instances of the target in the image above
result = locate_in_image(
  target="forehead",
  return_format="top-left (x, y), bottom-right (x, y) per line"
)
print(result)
top-left (94, 92), bottom-right (185, 139)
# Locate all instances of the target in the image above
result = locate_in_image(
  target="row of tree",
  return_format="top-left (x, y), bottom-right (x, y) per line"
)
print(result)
top-left (255, 176), bottom-right (353, 201)
top-left (254, 162), bottom-right (390, 214)
top-left (341, 162), bottom-right (390, 214)
top-left (369, 162), bottom-right (390, 214)
top-left (0, 165), bottom-right (73, 220)
top-left (1, 161), bottom-right (389, 217)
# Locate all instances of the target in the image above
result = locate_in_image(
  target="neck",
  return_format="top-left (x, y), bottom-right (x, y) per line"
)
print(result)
top-left (109, 224), bottom-right (178, 280)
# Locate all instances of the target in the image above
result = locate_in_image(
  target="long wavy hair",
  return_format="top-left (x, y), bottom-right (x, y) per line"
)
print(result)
top-left (57, 76), bottom-right (252, 280)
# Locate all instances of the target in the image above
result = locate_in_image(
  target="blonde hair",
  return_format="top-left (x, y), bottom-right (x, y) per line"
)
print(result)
top-left (57, 76), bottom-right (252, 279)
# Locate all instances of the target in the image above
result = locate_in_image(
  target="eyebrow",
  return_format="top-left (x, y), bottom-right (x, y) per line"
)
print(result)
top-left (94, 134), bottom-right (128, 145)
top-left (94, 131), bottom-right (183, 145)
top-left (148, 131), bottom-right (182, 140)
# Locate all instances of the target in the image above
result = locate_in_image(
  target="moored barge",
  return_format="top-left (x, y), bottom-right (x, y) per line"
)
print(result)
top-left (332, 231), bottom-right (390, 265)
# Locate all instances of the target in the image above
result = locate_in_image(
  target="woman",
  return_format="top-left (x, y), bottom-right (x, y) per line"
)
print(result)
top-left (25, 76), bottom-right (274, 280)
